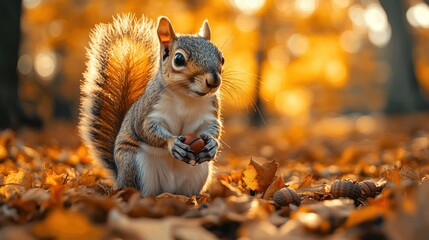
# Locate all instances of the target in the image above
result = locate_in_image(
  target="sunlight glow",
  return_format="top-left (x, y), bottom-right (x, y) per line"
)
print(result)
top-left (287, 34), bottom-right (309, 56)
top-left (48, 21), bottom-right (63, 37)
top-left (23, 0), bottom-right (41, 9)
top-left (233, 0), bottom-right (266, 14)
top-left (331, 0), bottom-right (350, 9)
top-left (275, 88), bottom-right (312, 117)
top-left (368, 25), bottom-right (391, 47)
top-left (295, 0), bottom-right (318, 16)
top-left (339, 31), bottom-right (363, 53)
top-left (274, 0), bottom-right (294, 14)
top-left (364, 4), bottom-right (388, 32)
top-left (406, 3), bottom-right (429, 28)
top-left (235, 14), bottom-right (259, 32)
top-left (356, 116), bottom-right (377, 135)
top-left (325, 60), bottom-right (348, 88)
top-left (364, 3), bottom-right (391, 47)
top-left (267, 46), bottom-right (290, 67)
top-left (35, 51), bottom-right (58, 82)
top-left (17, 54), bottom-right (33, 75)
top-left (348, 5), bottom-right (366, 28)
top-left (324, 199), bottom-right (347, 207)
top-left (297, 212), bottom-right (322, 230)
top-left (262, 67), bottom-right (284, 101)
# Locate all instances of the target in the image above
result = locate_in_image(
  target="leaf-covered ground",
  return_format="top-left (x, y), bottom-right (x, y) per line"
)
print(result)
top-left (1, 114), bottom-right (429, 240)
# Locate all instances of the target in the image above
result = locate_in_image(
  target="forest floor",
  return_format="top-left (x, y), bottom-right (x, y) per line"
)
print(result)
top-left (1, 113), bottom-right (429, 240)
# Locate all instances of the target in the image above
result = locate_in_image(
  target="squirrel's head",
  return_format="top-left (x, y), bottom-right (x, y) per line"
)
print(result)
top-left (157, 16), bottom-right (224, 98)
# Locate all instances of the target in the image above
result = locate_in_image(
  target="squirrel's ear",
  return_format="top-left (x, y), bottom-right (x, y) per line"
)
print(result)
top-left (198, 20), bottom-right (211, 41)
top-left (157, 16), bottom-right (177, 49)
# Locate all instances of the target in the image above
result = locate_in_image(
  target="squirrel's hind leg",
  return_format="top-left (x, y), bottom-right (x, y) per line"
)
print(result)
top-left (114, 128), bottom-right (142, 190)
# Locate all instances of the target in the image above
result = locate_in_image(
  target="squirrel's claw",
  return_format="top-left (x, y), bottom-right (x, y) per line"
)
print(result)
top-left (170, 137), bottom-right (196, 163)
top-left (196, 134), bottom-right (218, 164)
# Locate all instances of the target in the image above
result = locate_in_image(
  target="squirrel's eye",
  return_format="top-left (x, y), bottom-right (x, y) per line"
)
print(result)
top-left (221, 57), bottom-right (225, 65)
top-left (174, 53), bottom-right (186, 67)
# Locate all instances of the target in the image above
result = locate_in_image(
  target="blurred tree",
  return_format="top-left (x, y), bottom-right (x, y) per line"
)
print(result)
top-left (380, 0), bottom-right (429, 113)
top-left (0, 0), bottom-right (41, 130)
top-left (251, 14), bottom-right (267, 127)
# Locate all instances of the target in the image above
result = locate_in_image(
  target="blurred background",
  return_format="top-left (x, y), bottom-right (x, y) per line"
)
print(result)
top-left (1, 0), bottom-right (429, 130)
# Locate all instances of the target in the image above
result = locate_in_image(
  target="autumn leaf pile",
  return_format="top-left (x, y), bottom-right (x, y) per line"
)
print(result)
top-left (1, 115), bottom-right (429, 239)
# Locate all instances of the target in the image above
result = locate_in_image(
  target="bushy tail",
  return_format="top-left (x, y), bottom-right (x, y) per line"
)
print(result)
top-left (79, 14), bottom-right (159, 175)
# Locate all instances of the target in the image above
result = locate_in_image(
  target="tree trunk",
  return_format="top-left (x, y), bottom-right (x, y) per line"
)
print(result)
top-left (380, 0), bottom-right (429, 113)
top-left (0, 0), bottom-right (22, 129)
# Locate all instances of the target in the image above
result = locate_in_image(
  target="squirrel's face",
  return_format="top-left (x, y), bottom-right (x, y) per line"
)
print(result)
top-left (157, 17), bottom-right (223, 98)
top-left (162, 37), bottom-right (224, 98)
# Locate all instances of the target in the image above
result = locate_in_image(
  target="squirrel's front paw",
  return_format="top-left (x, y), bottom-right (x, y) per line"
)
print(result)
top-left (169, 136), bottom-right (196, 164)
top-left (196, 134), bottom-right (219, 164)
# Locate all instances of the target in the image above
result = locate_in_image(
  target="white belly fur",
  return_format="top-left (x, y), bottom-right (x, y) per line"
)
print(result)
top-left (136, 144), bottom-right (212, 196)
top-left (136, 91), bottom-right (217, 196)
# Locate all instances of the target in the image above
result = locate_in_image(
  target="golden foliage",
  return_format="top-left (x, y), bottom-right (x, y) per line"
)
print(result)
top-left (2, 114), bottom-right (429, 238)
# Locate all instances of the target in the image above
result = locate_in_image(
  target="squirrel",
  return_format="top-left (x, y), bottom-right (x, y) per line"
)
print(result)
top-left (79, 14), bottom-right (224, 197)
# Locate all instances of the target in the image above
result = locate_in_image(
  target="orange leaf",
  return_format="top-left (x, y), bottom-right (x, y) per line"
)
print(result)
top-left (32, 208), bottom-right (102, 240)
top-left (263, 175), bottom-right (285, 200)
top-left (344, 205), bottom-right (388, 229)
top-left (0, 170), bottom-right (32, 198)
top-left (42, 163), bottom-right (66, 187)
top-left (392, 165), bottom-right (401, 188)
top-left (243, 159), bottom-right (278, 193)
top-left (296, 174), bottom-right (313, 190)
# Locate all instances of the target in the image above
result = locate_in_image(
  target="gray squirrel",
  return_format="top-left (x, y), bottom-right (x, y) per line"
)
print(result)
top-left (79, 14), bottom-right (224, 196)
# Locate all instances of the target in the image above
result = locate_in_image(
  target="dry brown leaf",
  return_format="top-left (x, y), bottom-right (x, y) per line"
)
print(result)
top-left (0, 226), bottom-right (34, 240)
top-left (42, 163), bottom-right (66, 187)
top-left (399, 166), bottom-right (420, 181)
top-left (238, 220), bottom-right (279, 240)
top-left (243, 159), bottom-right (278, 193)
top-left (32, 208), bottom-right (103, 240)
top-left (230, 170), bottom-right (244, 185)
top-left (78, 170), bottom-right (97, 186)
top-left (108, 209), bottom-right (217, 240)
top-left (0, 145), bottom-right (7, 160)
top-left (156, 192), bottom-right (191, 203)
top-left (296, 174), bottom-right (313, 190)
top-left (263, 176), bottom-right (285, 200)
top-left (209, 177), bottom-right (242, 199)
top-left (127, 194), bottom-right (191, 218)
top-left (293, 199), bottom-right (355, 234)
top-left (343, 205), bottom-right (387, 229)
top-left (0, 169), bottom-right (32, 198)
top-left (21, 188), bottom-right (50, 202)
top-left (386, 182), bottom-right (429, 240)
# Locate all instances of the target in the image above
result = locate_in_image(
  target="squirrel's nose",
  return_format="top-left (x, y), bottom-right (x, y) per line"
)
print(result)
top-left (206, 72), bottom-right (221, 88)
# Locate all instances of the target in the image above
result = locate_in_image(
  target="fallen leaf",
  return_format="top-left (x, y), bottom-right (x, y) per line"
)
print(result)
top-left (0, 226), bottom-right (33, 240)
top-left (243, 159), bottom-right (278, 193)
top-left (343, 205), bottom-right (387, 229)
top-left (209, 177), bottom-right (242, 199)
top-left (108, 209), bottom-right (217, 240)
top-left (238, 220), bottom-right (279, 240)
top-left (296, 174), bottom-right (313, 190)
top-left (263, 176), bottom-right (285, 200)
top-left (157, 192), bottom-right (191, 203)
top-left (0, 169), bottom-right (32, 198)
top-left (42, 163), bottom-right (66, 187)
top-left (32, 208), bottom-right (103, 240)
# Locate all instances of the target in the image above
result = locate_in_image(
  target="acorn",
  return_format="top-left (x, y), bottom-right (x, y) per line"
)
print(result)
top-left (330, 179), bottom-right (362, 200)
top-left (359, 180), bottom-right (378, 198)
top-left (273, 187), bottom-right (301, 206)
top-left (183, 133), bottom-right (205, 154)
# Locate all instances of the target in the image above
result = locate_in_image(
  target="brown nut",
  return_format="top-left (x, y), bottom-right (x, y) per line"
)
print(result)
top-left (273, 187), bottom-right (301, 206)
top-left (183, 133), bottom-right (205, 154)
top-left (331, 179), bottom-right (362, 200)
top-left (359, 180), bottom-right (378, 198)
